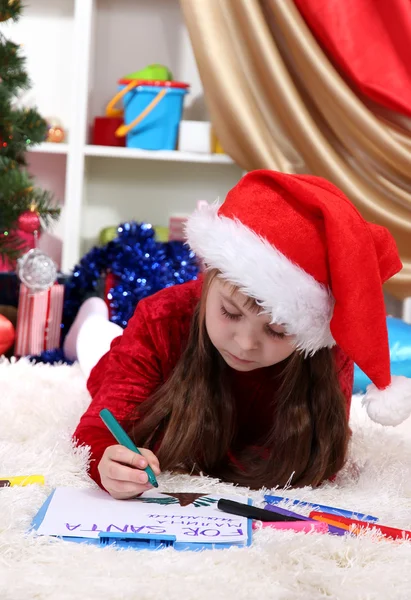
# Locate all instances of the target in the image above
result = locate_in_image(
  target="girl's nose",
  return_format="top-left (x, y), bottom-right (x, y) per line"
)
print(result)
top-left (234, 327), bottom-right (259, 352)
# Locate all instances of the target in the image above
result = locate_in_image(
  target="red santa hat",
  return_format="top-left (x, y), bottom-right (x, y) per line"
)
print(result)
top-left (186, 170), bottom-right (411, 426)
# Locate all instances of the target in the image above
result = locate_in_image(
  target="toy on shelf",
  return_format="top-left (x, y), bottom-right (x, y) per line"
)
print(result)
top-left (211, 127), bottom-right (225, 154)
top-left (102, 64), bottom-right (189, 151)
top-left (46, 118), bottom-right (66, 143)
top-left (92, 115), bottom-right (125, 148)
top-left (92, 65), bottom-right (178, 148)
top-left (178, 121), bottom-right (212, 154)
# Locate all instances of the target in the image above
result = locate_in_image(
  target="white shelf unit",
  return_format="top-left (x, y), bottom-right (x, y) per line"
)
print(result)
top-left (30, 143), bottom-right (69, 155)
top-left (6, 0), bottom-right (242, 273)
top-left (83, 145), bottom-right (235, 164)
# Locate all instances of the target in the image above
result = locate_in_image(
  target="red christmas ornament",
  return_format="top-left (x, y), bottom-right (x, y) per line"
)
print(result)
top-left (0, 314), bottom-right (15, 355)
top-left (17, 210), bottom-right (41, 234)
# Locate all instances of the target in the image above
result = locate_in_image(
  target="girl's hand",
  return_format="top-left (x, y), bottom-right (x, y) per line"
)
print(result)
top-left (98, 445), bottom-right (161, 500)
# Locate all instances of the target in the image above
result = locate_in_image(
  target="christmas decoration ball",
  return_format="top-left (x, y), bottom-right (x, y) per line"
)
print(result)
top-left (46, 118), bottom-right (66, 143)
top-left (0, 314), bottom-right (15, 355)
top-left (18, 248), bottom-right (57, 292)
top-left (0, 305), bottom-right (18, 328)
top-left (17, 209), bottom-right (41, 233)
top-left (47, 126), bottom-right (65, 144)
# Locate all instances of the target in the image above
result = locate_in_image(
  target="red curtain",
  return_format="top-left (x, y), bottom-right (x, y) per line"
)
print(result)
top-left (294, 0), bottom-right (411, 117)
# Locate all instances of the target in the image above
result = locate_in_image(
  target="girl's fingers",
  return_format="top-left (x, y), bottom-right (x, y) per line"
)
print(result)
top-left (107, 461), bottom-right (149, 485)
top-left (106, 445), bottom-right (148, 470)
top-left (104, 477), bottom-right (151, 495)
top-left (139, 448), bottom-right (161, 475)
top-left (105, 445), bottom-right (161, 476)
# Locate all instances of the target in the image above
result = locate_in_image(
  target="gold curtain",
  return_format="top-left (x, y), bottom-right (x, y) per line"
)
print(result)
top-left (180, 0), bottom-right (411, 299)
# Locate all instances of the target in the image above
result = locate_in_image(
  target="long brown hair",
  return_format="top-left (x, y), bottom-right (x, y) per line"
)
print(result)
top-left (130, 270), bottom-right (350, 489)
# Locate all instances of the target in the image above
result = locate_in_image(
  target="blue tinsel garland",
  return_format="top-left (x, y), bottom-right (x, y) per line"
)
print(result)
top-left (34, 221), bottom-right (199, 365)
top-left (30, 349), bottom-right (73, 366)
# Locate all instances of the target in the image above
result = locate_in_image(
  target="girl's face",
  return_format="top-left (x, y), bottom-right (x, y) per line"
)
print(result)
top-left (205, 277), bottom-right (296, 371)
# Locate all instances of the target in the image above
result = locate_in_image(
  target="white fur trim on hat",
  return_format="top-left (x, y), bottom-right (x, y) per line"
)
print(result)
top-left (363, 375), bottom-right (411, 426)
top-left (186, 202), bottom-right (335, 354)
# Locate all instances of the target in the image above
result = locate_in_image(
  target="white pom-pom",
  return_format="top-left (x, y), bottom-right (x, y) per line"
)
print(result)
top-left (362, 375), bottom-right (411, 426)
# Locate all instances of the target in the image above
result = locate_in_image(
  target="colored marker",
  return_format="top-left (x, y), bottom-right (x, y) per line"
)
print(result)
top-left (0, 475), bottom-right (44, 487)
top-left (264, 504), bottom-right (347, 536)
top-left (99, 408), bottom-right (158, 488)
top-left (253, 520), bottom-right (329, 534)
top-left (309, 513), bottom-right (352, 533)
top-left (217, 499), bottom-right (303, 522)
top-left (264, 494), bottom-right (378, 522)
top-left (310, 511), bottom-right (411, 541)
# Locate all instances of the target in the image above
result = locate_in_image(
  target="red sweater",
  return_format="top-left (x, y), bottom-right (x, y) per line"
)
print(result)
top-left (73, 278), bottom-right (354, 487)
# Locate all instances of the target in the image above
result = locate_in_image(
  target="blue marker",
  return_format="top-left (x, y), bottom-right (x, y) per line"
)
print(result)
top-left (264, 494), bottom-right (378, 523)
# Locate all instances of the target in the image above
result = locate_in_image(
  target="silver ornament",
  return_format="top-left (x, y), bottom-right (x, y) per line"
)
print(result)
top-left (18, 248), bottom-right (57, 293)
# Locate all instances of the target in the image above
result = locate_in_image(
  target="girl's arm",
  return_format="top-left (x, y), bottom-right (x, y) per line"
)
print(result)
top-left (73, 300), bottom-right (165, 488)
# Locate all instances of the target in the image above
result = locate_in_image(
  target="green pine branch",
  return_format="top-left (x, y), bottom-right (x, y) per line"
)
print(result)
top-left (0, 106), bottom-right (49, 165)
top-left (0, 0), bottom-right (60, 263)
top-left (0, 230), bottom-right (26, 262)
top-left (29, 189), bottom-right (60, 228)
top-left (15, 106), bottom-right (48, 144)
top-left (0, 0), bottom-right (23, 23)
top-left (0, 156), bottom-right (60, 262)
top-left (0, 36), bottom-right (29, 94)
top-left (0, 180), bottom-right (59, 262)
top-left (0, 157), bottom-right (58, 227)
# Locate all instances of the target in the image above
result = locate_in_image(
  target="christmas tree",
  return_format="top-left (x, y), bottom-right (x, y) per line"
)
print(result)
top-left (0, 0), bottom-right (59, 265)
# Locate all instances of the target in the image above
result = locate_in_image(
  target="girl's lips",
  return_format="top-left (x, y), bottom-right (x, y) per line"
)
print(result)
top-left (226, 351), bottom-right (254, 364)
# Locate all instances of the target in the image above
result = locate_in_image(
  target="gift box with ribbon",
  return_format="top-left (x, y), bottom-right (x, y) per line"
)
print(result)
top-left (14, 283), bottom-right (65, 357)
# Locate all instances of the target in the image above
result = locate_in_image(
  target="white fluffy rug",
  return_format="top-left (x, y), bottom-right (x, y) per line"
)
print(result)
top-left (1, 359), bottom-right (411, 600)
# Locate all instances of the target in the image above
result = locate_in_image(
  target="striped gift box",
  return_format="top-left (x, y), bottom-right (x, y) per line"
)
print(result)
top-left (15, 283), bottom-right (65, 356)
top-left (168, 201), bottom-right (210, 242)
top-left (168, 215), bottom-right (188, 242)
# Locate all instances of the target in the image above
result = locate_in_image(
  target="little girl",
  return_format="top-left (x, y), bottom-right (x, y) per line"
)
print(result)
top-left (73, 170), bottom-right (411, 499)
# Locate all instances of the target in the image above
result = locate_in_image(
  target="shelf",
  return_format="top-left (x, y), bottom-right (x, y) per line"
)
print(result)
top-left (84, 144), bottom-right (234, 164)
top-left (29, 143), bottom-right (69, 155)
top-left (15, 0), bottom-right (243, 273)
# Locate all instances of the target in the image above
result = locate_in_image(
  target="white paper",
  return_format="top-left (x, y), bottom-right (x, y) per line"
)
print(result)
top-left (35, 488), bottom-right (249, 545)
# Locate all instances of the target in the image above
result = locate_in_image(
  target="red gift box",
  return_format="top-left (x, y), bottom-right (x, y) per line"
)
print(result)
top-left (14, 283), bottom-right (65, 356)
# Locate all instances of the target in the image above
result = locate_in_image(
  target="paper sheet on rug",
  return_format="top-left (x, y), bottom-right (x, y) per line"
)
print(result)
top-left (34, 488), bottom-right (249, 544)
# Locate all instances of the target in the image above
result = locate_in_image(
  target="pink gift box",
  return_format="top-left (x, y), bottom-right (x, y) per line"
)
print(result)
top-left (15, 283), bottom-right (64, 356)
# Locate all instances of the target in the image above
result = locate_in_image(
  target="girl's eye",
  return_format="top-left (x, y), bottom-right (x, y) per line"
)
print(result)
top-left (266, 327), bottom-right (286, 339)
top-left (221, 305), bottom-right (241, 320)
